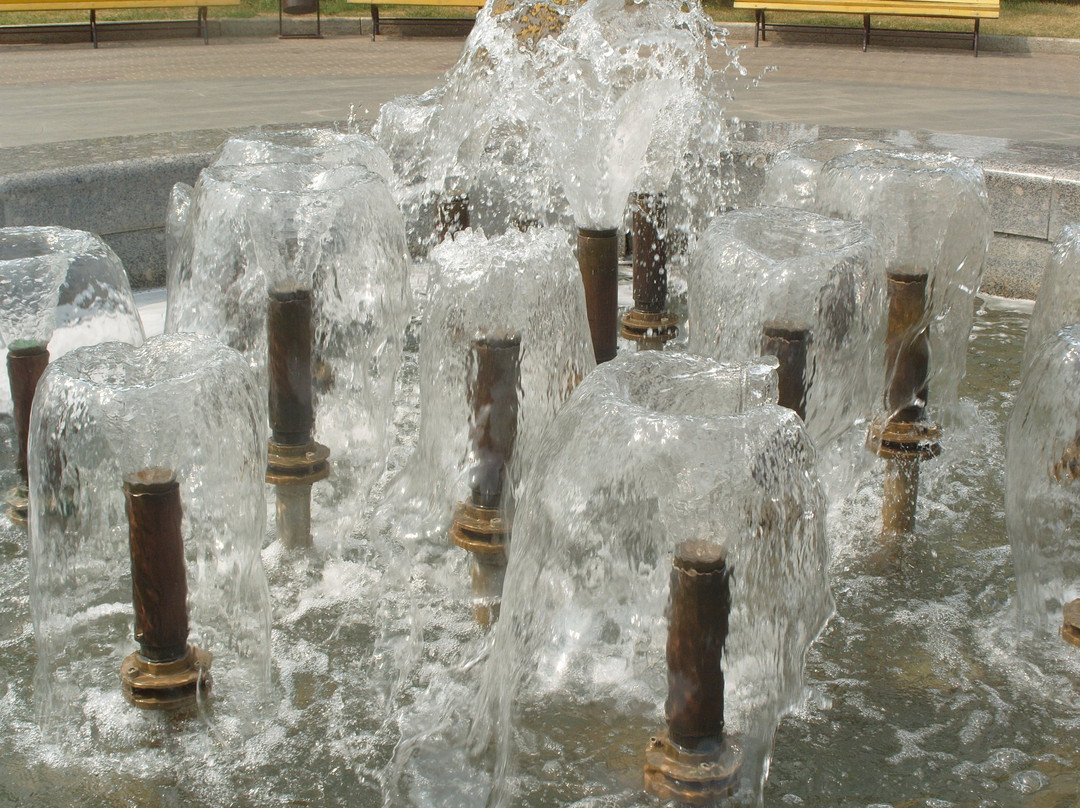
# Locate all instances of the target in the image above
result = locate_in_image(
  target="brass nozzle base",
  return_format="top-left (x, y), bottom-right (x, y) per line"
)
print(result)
top-left (266, 440), bottom-right (330, 486)
top-left (1063, 600), bottom-right (1080, 647)
top-left (867, 417), bottom-right (942, 461)
top-left (121, 644), bottom-right (212, 711)
top-left (448, 500), bottom-right (509, 555)
top-left (644, 731), bottom-right (741, 806)
top-left (5, 483), bottom-right (28, 527)
top-left (449, 501), bottom-right (509, 626)
top-left (620, 309), bottom-right (678, 344)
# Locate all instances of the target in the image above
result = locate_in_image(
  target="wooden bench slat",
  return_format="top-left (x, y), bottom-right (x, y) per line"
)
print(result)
top-left (344, 0), bottom-right (484, 6)
top-left (734, 0), bottom-right (998, 16)
top-left (0, 0), bottom-right (237, 7)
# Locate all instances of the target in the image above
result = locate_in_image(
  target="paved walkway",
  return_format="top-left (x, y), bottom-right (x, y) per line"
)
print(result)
top-left (1, 29), bottom-right (1080, 147)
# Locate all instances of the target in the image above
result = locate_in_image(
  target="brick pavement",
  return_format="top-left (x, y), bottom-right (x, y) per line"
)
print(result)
top-left (1, 29), bottom-right (1080, 147)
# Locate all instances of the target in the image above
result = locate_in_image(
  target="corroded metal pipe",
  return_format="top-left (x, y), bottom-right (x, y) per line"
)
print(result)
top-left (268, 285), bottom-right (313, 446)
top-left (621, 194), bottom-right (677, 350)
top-left (450, 333), bottom-right (521, 627)
top-left (869, 270), bottom-right (939, 538)
top-left (577, 227), bottom-right (619, 364)
top-left (265, 285), bottom-right (330, 550)
top-left (884, 271), bottom-right (930, 422)
top-left (645, 540), bottom-right (740, 804)
top-left (761, 322), bottom-right (810, 421)
top-left (436, 195), bottom-right (470, 243)
top-left (5, 342), bottom-right (49, 526)
top-left (120, 467), bottom-right (211, 710)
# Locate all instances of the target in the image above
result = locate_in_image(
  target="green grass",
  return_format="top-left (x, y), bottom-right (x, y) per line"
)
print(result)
top-left (1, 0), bottom-right (1077, 37)
top-left (703, 0), bottom-right (1080, 38)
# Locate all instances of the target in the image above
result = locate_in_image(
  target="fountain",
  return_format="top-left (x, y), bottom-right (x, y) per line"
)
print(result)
top-left (816, 150), bottom-right (990, 536)
top-left (0, 226), bottom-right (144, 525)
top-left (28, 334), bottom-right (270, 730)
top-left (2, 0), bottom-right (1079, 804)
top-left (166, 159), bottom-right (412, 543)
top-left (1008, 225), bottom-right (1080, 644)
top-left (685, 206), bottom-right (881, 479)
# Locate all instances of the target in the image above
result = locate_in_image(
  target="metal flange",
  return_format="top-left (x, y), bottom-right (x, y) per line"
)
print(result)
top-left (5, 484), bottom-right (28, 526)
top-left (867, 417), bottom-right (942, 461)
top-left (266, 440), bottom-right (330, 486)
top-left (620, 309), bottom-right (679, 343)
top-left (120, 644), bottom-right (212, 711)
top-left (1063, 599), bottom-right (1080, 647)
top-left (644, 732), bottom-right (741, 805)
top-left (448, 500), bottom-right (509, 557)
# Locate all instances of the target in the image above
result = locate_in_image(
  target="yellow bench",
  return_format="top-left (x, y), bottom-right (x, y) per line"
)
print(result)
top-left (0, 0), bottom-right (239, 46)
top-left (732, 0), bottom-right (1000, 55)
top-left (346, 0), bottom-right (485, 39)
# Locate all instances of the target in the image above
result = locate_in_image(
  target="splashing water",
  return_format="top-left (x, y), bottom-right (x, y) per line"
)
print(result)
top-left (28, 334), bottom-right (271, 734)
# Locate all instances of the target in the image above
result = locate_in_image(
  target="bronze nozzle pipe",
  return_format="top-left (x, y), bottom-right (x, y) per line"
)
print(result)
top-left (666, 540), bottom-right (731, 751)
top-left (630, 192), bottom-right (668, 315)
top-left (645, 540), bottom-right (740, 803)
top-left (267, 285), bottom-right (314, 447)
top-left (468, 333), bottom-right (521, 510)
top-left (884, 270), bottom-right (930, 422)
top-left (124, 468), bottom-right (189, 663)
top-left (7, 342), bottom-right (50, 481)
top-left (577, 227), bottom-right (619, 364)
top-left (761, 323), bottom-right (810, 421)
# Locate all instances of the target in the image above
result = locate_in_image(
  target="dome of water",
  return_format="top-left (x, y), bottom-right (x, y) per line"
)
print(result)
top-left (461, 351), bottom-right (830, 807)
top-left (383, 226), bottom-right (594, 540)
top-left (166, 161), bottom-right (411, 528)
top-left (1023, 223), bottom-right (1080, 371)
top-left (0, 226), bottom-right (145, 412)
top-left (1007, 323), bottom-right (1080, 635)
top-left (686, 207), bottom-right (882, 463)
top-left (28, 333), bottom-right (271, 732)
top-left (815, 150), bottom-right (990, 415)
top-left (759, 138), bottom-right (890, 209)
top-left (211, 129), bottom-right (395, 181)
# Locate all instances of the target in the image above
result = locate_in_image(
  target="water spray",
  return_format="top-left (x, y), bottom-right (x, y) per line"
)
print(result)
top-left (120, 467), bottom-right (211, 710)
top-left (868, 270), bottom-right (941, 537)
top-left (449, 332), bottom-right (520, 627)
top-left (621, 193), bottom-right (677, 350)
top-left (577, 227), bottom-right (619, 364)
top-left (265, 285), bottom-right (330, 550)
top-left (645, 539), bottom-right (741, 805)
top-left (5, 341), bottom-right (49, 526)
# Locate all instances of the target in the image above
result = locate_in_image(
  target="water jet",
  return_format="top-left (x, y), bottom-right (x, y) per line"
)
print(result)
top-left (644, 540), bottom-right (740, 805)
top-left (621, 192), bottom-right (677, 350)
top-left (448, 332), bottom-right (521, 625)
top-left (120, 467), bottom-right (212, 711)
top-left (868, 270), bottom-right (941, 537)
top-left (265, 285), bottom-right (330, 550)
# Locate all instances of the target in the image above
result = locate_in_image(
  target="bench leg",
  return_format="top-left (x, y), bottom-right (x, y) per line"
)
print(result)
top-left (371, 4), bottom-right (379, 39)
top-left (200, 6), bottom-right (208, 44)
top-left (759, 9), bottom-right (766, 42)
top-left (974, 18), bottom-right (979, 56)
top-left (863, 13), bottom-right (869, 52)
top-left (90, 8), bottom-right (97, 47)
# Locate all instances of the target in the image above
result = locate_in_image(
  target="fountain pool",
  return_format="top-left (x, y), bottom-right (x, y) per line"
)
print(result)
top-left (1, 290), bottom-right (1078, 807)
